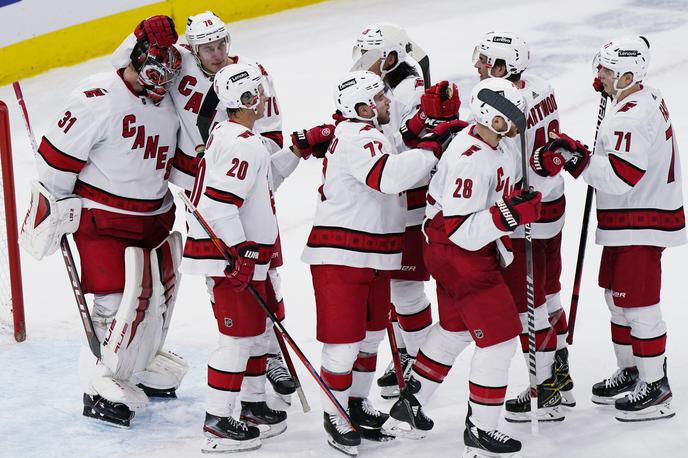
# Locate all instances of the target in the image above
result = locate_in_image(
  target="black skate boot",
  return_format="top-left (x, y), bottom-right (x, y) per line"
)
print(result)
top-left (266, 353), bottom-right (296, 395)
top-left (136, 384), bottom-right (177, 399)
top-left (464, 405), bottom-right (521, 458)
top-left (323, 411), bottom-right (361, 456)
top-left (202, 412), bottom-right (261, 453)
top-left (505, 375), bottom-right (565, 423)
top-left (615, 359), bottom-right (674, 422)
top-left (382, 377), bottom-right (434, 439)
top-left (376, 349), bottom-right (412, 399)
top-left (82, 394), bottom-right (134, 428)
top-left (591, 366), bottom-right (639, 405)
top-left (348, 397), bottom-right (394, 442)
top-left (554, 348), bottom-right (575, 407)
top-left (240, 401), bottom-right (288, 439)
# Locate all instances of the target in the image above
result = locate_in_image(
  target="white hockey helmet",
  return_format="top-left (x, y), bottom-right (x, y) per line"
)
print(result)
top-left (469, 78), bottom-right (525, 135)
top-left (334, 71), bottom-right (386, 122)
top-left (593, 36), bottom-right (650, 84)
top-left (213, 63), bottom-right (264, 110)
top-left (185, 11), bottom-right (231, 60)
top-left (473, 32), bottom-right (529, 77)
top-left (351, 23), bottom-right (411, 74)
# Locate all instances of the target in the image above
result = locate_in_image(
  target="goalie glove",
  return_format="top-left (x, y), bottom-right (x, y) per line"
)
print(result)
top-left (19, 181), bottom-right (81, 260)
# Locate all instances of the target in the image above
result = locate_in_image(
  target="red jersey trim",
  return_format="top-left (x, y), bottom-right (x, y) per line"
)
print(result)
top-left (74, 180), bottom-right (165, 213)
top-left (172, 147), bottom-right (199, 177)
top-left (443, 213), bottom-right (469, 238)
top-left (307, 225), bottom-right (404, 255)
top-left (608, 153), bottom-right (646, 187)
top-left (184, 237), bottom-right (274, 264)
top-left (537, 195), bottom-right (566, 223)
top-left (204, 187), bottom-right (244, 208)
top-left (365, 154), bottom-right (390, 191)
top-left (597, 207), bottom-right (685, 232)
top-left (38, 136), bottom-right (86, 174)
top-left (406, 185), bottom-right (428, 211)
top-left (260, 131), bottom-right (284, 148)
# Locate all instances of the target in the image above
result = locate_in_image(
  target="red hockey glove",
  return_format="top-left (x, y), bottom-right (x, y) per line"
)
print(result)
top-left (421, 81), bottom-right (460, 120)
top-left (224, 241), bottom-right (259, 292)
top-left (135, 15), bottom-right (178, 47)
top-left (400, 109), bottom-right (428, 147)
top-left (416, 119), bottom-right (469, 159)
top-left (547, 133), bottom-right (592, 178)
top-left (490, 189), bottom-right (542, 232)
top-left (530, 145), bottom-right (566, 177)
top-left (291, 124), bottom-right (335, 159)
top-left (332, 110), bottom-right (347, 125)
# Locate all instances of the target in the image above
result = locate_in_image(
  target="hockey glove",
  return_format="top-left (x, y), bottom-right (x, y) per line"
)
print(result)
top-left (530, 145), bottom-right (565, 177)
top-left (547, 133), bottom-right (592, 178)
top-left (291, 124), bottom-right (336, 159)
top-left (416, 118), bottom-right (469, 159)
top-left (592, 77), bottom-right (610, 98)
top-left (400, 109), bottom-right (428, 147)
top-left (225, 241), bottom-right (260, 292)
top-left (421, 81), bottom-right (461, 120)
top-left (490, 189), bottom-right (542, 232)
top-left (332, 110), bottom-right (347, 125)
top-left (135, 15), bottom-right (178, 47)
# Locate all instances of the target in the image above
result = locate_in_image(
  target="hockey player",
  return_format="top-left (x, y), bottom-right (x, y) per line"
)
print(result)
top-left (301, 70), bottom-right (453, 455)
top-left (180, 63), bottom-right (308, 452)
top-left (351, 23), bottom-right (460, 399)
top-left (111, 11), bottom-right (299, 402)
top-left (532, 35), bottom-right (685, 422)
top-left (20, 17), bottom-right (187, 427)
top-left (383, 78), bottom-right (540, 458)
top-left (473, 31), bottom-right (570, 422)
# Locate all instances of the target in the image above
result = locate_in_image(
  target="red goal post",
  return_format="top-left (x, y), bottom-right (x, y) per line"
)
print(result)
top-left (0, 100), bottom-right (26, 342)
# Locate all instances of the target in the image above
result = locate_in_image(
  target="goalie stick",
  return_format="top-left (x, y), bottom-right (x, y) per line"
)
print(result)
top-left (12, 81), bottom-right (101, 359)
top-left (567, 93), bottom-right (608, 345)
top-left (477, 87), bottom-right (538, 433)
top-left (178, 191), bottom-right (355, 430)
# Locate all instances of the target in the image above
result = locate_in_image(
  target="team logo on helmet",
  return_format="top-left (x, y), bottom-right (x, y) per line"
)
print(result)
top-left (492, 36), bottom-right (513, 44)
top-left (618, 49), bottom-right (640, 57)
top-left (338, 78), bottom-right (357, 91)
top-left (230, 71), bottom-right (249, 82)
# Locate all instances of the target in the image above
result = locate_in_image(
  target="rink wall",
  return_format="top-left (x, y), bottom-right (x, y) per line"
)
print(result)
top-left (0, 0), bottom-right (324, 85)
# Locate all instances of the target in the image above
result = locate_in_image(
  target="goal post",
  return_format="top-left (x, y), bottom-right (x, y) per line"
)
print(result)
top-left (0, 100), bottom-right (26, 342)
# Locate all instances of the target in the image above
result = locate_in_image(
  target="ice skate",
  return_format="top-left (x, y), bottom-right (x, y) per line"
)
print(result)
top-left (464, 408), bottom-right (521, 458)
top-left (376, 350), bottom-right (412, 399)
top-left (554, 348), bottom-right (575, 407)
top-left (348, 397), bottom-right (394, 442)
top-left (504, 376), bottom-right (565, 423)
top-left (382, 378), bottom-right (433, 439)
top-left (202, 413), bottom-right (261, 453)
top-left (615, 360), bottom-right (674, 422)
top-left (591, 366), bottom-right (638, 405)
top-left (240, 401), bottom-right (287, 439)
top-left (266, 353), bottom-right (296, 395)
top-left (82, 393), bottom-right (134, 428)
top-left (324, 412), bottom-right (360, 456)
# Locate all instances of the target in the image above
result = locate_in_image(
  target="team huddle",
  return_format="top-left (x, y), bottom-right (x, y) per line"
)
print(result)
top-left (18, 10), bottom-right (685, 458)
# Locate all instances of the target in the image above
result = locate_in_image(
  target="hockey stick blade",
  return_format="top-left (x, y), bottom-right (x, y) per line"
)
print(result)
top-left (477, 88), bottom-right (527, 134)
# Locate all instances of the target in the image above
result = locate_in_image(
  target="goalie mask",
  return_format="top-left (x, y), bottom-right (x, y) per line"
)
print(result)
top-left (473, 32), bottom-right (529, 77)
top-left (469, 78), bottom-right (525, 135)
top-left (351, 23), bottom-right (412, 75)
top-left (213, 63), bottom-right (265, 110)
top-left (130, 40), bottom-right (181, 105)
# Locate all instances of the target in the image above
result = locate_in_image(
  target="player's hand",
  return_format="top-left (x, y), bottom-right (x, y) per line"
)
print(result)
top-left (545, 132), bottom-right (591, 178)
top-left (592, 77), bottom-right (609, 98)
top-left (332, 110), bottom-right (347, 125)
top-left (416, 118), bottom-right (469, 159)
top-left (490, 189), bottom-right (542, 232)
top-left (421, 81), bottom-right (460, 120)
top-left (135, 15), bottom-right (178, 47)
top-left (531, 143), bottom-right (565, 177)
top-left (291, 124), bottom-right (335, 159)
top-left (224, 241), bottom-right (259, 292)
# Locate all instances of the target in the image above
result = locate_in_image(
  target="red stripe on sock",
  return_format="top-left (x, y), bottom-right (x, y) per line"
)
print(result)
top-left (469, 381), bottom-right (507, 406)
top-left (208, 366), bottom-right (244, 392)
top-left (632, 333), bottom-right (667, 358)
top-left (611, 322), bottom-right (632, 346)
top-left (413, 350), bottom-right (451, 384)
top-left (321, 368), bottom-right (352, 392)
top-left (398, 305), bottom-right (432, 333)
top-left (353, 353), bottom-right (377, 373)
top-left (245, 354), bottom-right (267, 376)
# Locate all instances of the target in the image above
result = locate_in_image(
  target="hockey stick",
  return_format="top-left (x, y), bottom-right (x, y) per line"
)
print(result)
top-left (386, 317), bottom-right (406, 390)
top-left (12, 81), bottom-right (101, 359)
top-left (477, 88), bottom-right (538, 434)
top-left (178, 191), bottom-right (356, 430)
top-left (408, 40), bottom-right (431, 89)
top-left (272, 325), bottom-right (311, 413)
top-left (566, 93), bottom-right (607, 345)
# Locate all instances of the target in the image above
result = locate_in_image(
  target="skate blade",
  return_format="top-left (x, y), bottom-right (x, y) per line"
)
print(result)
top-left (615, 402), bottom-right (675, 422)
top-left (201, 436), bottom-right (262, 453)
top-left (359, 426), bottom-right (395, 442)
top-left (591, 394), bottom-right (623, 405)
top-left (83, 408), bottom-right (132, 429)
top-left (379, 385), bottom-right (400, 399)
top-left (381, 417), bottom-right (428, 440)
top-left (463, 446), bottom-right (522, 458)
top-left (504, 406), bottom-right (565, 423)
top-left (327, 437), bottom-right (358, 456)
top-left (560, 390), bottom-right (576, 407)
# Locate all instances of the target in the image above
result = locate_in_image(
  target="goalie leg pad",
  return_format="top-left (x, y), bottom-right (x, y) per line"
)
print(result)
top-left (19, 180), bottom-right (81, 260)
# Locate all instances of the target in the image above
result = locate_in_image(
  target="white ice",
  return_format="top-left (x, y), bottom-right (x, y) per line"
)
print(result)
top-left (1, 0), bottom-right (688, 457)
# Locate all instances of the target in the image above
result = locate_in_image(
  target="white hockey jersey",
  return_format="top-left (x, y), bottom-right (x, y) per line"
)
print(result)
top-left (301, 120), bottom-right (437, 270)
top-left (180, 120), bottom-right (286, 280)
top-left (581, 85), bottom-right (686, 247)
top-left (426, 125), bottom-right (518, 250)
top-left (37, 71), bottom-right (179, 216)
top-left (505, 74), bottom-right (564, 239)
top-left (381, 65), bottom-right (428, 228)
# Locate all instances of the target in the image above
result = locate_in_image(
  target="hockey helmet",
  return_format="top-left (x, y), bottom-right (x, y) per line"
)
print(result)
top-left (351, 23), bottom-right (411, 74)
top-left (213, 63), bottom-right (264, 110)
top-left (334, 71), bottom-right (386, 122)
top-left (473, 32), bottom-right (530, 77)
top-left (469, 78), bottom-right (525, 135)
top-left (593, 36), bottom-right (650, 84)
top-left (185, 11), bottom-right (231, 63)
